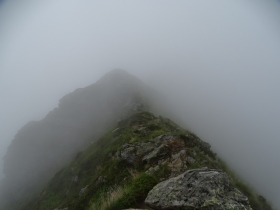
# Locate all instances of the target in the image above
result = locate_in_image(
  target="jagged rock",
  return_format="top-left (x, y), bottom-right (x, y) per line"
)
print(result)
top-left (153, 134), bottom-right (180, 145)
top-left (97, 176), bottom-right (106, 184)
top-left (72, 175), bottom-right (78, 183)
top-left (142, 145), bottom-right (168, 163)
top-left (135, 142), bottom-right (154, 156)
top-left (186, 156), bottom-right (196, 164)
top-left (79, 185), bottom-right (89, 197)
top-left (193, 150), bottom-right (197, 156)
top-left (171, 149), bottom-right (186, 160)
top-left (168, 149), bottom-right (188, 176)
top-left (121, 144), bottom-right (137, 164)
top-left (184, 134), bottom-right (211, 149)
top-left (118, 134), bottom-right (217, 179)
top-left (145, 167), bottom-right (252, 210)
top-left (119, 136), bottom-right (173, 164)
top-left (118, 135), bottom-right (182, 165)
top-left (146, 165), bottom-right (160, 174)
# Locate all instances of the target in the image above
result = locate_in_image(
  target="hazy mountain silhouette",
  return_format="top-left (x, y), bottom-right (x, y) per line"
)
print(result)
top-left (0, 70), bottom-right (155, 209)
top-left (0, 70), bottom-right (273, 210)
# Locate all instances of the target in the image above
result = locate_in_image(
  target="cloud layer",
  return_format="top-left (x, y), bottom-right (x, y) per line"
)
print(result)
top-left (1, 0), bottom-right (280, 208)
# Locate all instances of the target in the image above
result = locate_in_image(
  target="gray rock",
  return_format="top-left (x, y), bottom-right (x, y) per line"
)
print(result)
top-left (142, 145), bottom-right (168, 163)
top-left (171, 150), bottom-right (186, 160)
top-left (186, 156), bottom-right (196, 164)
top-left (118, 134), bottom-right (184, 165)
top-left (153, 134), bottom-right (180, 145)
top-left (145, 165), bottom-right (160, 174)
top-left (120, 144), bottom-right (136, 164)
top-left (192, 147), bottom-right (198, 156)
top-left (72, 175), bottom-right (78, 183)
top-left (145, 167), bottom-right (252, 210)
top-left (136, 142), bottom-right (154, 156)
top-left (169, 150), bottom-right (188, 176)
top-left (79, 185), bottom-right (89, 197)
top-left (179, 149), bottom-right (186, 157)
top-left (97, 176), bottom-right (106, 184)
top-left (118, 141), bottom-right (155, 164)
top-left (184, 134), bottom-right (211, 151)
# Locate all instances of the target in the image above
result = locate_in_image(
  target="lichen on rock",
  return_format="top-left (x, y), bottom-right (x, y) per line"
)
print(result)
top-left (145, 167), bottom-right (252, 210)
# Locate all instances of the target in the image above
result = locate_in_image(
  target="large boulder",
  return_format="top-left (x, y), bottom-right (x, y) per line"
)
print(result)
top-left (145, 167), bottom-right (252, 210)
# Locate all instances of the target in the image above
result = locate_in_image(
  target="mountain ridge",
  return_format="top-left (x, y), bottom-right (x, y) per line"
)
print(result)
top-left (0, 70), bottom-right (152, 210)
top-left (0, 70), bottom-right (274, 210)
top-left (23, 112), bottom-right (272, 210)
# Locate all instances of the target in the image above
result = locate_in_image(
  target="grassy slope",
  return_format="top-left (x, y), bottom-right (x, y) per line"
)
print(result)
top-left (23, 112), bottom-right (273, 210)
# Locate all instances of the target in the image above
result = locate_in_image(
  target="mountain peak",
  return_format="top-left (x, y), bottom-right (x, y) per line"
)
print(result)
top-left (104, 68), bottom-right (130, 76)
top-left (0, 71), bottom-right (151, 210)
top-left (96, 69), bottom-right (142, 86)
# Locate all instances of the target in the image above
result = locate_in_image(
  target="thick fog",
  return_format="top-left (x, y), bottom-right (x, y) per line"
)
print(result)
top-left (1, 0), bottom-right (280, 208)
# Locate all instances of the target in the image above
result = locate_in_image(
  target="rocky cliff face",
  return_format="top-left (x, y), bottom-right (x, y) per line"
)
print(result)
top-left (0, 70), bottom-right (152, 210)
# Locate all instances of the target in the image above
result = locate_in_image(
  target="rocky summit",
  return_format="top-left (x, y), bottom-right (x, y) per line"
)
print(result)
top-left (0, 71), bottom-right (273, 210)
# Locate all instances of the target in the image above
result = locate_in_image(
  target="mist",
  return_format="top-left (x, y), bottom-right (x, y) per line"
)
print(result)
top-left (1, 0), bottom-right (280, 208)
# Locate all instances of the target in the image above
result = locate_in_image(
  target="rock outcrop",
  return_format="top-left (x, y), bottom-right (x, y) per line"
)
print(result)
top-left (145, 167), bottom-right (252, 210)
top-left (116, 133), bottom-right (253, 209)
top-left (116, 134), bottom-right (216, 178)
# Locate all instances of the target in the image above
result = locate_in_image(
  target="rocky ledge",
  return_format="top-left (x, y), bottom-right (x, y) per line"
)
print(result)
top-left (116, 134), bottom-right (252, 210)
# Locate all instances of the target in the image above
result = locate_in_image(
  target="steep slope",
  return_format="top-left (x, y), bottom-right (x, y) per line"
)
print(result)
top-left (23, 112), bottom-right (272, 210)
top-left (0, 70), bottom-right (153, 210)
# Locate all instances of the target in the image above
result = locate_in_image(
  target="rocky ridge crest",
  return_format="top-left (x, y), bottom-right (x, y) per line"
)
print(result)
top-left (0, 71), bottom-right (273, 210)
top-left (24, 112), bottom-right (271, 210)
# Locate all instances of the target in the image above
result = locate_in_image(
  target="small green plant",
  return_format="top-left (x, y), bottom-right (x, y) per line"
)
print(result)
top-left (90, 185), bottom-right (125, 210)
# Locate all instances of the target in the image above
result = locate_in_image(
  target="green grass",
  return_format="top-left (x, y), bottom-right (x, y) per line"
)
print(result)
top-left (105, 173), bottom-right (157, 210)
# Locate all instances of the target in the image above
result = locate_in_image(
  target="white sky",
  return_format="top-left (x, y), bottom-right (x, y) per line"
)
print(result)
top-left (1, 0), bottom-right (280, 208)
